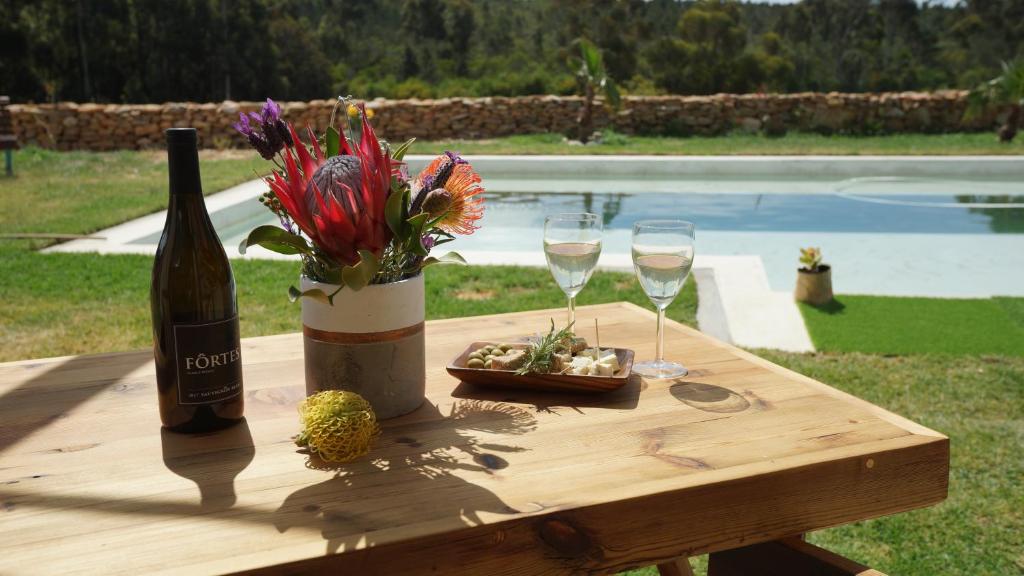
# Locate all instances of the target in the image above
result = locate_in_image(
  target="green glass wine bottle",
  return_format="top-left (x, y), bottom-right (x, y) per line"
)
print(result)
top-left (151, 128), bottom-right (244, 433)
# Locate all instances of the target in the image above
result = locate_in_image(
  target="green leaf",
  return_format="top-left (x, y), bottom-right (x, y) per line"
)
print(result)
top-left (239, 225), bottom-right (311, 256)
top-left (421, 251), bottom-right (467, 268)
top-left (326, 126), bottom-right (340, 158)
top-left (287, 285), bottom-right (331, 304)
top-left (319, 266), bottom-right (343, 285)
top-left (391, 138), bottom-right (416, 161)
top-left (385, 187), bottom-right (410, 238)
top-left (341, 250), bottom-right (380, 291)
top-left (603, 78), bottom-right (621, 110)
top-left (579, 38), bottom-right (601, 76)
top-left (404, 213), bottom-right (431, 256)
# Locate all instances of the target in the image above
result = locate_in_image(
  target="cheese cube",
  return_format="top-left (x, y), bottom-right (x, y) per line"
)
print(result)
top-left (598, 352), bottom-right (620, 371)
top-left (569, 356), bottom-right (593, 375)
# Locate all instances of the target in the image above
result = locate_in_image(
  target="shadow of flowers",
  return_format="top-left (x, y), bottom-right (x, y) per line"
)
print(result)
top-left (273, 399), bottom-right (536, 554)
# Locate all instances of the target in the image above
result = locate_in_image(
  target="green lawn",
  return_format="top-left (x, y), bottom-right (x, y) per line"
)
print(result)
top-left (414, 131), bottom-right (1024, 156)
top-left (0, 147), bottom-right (265, 241)
top-left (0, 245), bottom-right (696, 363)
top-left (800, 296), bottom-right (1024, 357)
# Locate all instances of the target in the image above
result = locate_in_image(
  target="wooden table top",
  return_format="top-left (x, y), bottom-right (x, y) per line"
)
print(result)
top-left (0, 302), bottom-right (948, 575)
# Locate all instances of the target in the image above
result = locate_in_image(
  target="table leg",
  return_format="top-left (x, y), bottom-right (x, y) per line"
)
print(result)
top-left (656, 557), bottom-right (695, 576)
top-left (707, 538), bottom-right (884, 575)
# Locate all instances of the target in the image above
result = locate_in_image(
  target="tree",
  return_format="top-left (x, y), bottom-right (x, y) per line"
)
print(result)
top-left (967, 58), bottom-right (1024, 142)
top-left (644, 0), bottom-right (761, 95)
top-left (569, 37), bottom-right (620, 144)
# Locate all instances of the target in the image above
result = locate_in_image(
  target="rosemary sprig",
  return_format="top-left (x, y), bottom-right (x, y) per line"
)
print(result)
top-left (516, 320), bottom-right (575, 375)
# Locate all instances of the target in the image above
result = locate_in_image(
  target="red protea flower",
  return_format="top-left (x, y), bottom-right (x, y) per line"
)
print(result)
top-left (412, 152), bottom-right (484, 235)
top-left (267, 109), bottom-right (393, 266)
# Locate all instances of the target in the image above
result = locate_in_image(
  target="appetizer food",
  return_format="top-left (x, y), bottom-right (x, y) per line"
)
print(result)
top-left (464, 321), bottom-right (621, 377)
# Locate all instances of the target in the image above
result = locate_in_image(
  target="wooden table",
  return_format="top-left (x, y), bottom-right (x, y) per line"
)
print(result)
top-left (0, 303), bottom-right (948, 575)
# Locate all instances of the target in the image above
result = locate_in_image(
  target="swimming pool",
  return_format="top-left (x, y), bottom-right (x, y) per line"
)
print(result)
top-left (58, 156), bottom-right (1024, 298)
top-left (207, 177), bottom-right (1024, 298)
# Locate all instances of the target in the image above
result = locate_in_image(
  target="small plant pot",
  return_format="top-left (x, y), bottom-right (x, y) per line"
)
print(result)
top-left (300, 274), bottom-right (425, 420)
top-left (795, 265), bottom-right (833, 305)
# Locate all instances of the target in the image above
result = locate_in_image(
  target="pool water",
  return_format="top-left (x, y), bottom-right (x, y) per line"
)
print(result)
top-left (214, 179), bottom-right (1024, 297)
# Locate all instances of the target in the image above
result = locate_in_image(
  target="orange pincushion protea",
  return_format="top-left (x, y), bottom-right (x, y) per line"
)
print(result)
top-left (414, 153), bottom-right (484, 235)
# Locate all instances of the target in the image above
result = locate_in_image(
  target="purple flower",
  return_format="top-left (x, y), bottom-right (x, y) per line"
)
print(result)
top-left (422, 235), bottom-right (436, 252)
top-left (444, 150), bottom-right (468, 165)
top-left (260, 98), bottom-right (282, 123)
top-left (233, 98), bottom-right (292, 160)
top-left (396, 163), bottom-right (410, 184)
top-left (278, 215), bottom-right (296, 235)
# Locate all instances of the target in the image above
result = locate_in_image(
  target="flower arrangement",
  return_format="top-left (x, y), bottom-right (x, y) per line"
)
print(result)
top-left (235, 97), bottom-right (484, 303)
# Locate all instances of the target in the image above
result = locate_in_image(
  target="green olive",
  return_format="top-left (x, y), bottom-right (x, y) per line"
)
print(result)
top-left (484, 359), bottom-right (493, 369)
top-left (467, 358), bottom-right (485, 369)
top-left (484, 354), bottom-right (496, 362)
top-left (469, 352), bottom-right (484, 361)
top-left (499, 344), bottom-right (512, 352)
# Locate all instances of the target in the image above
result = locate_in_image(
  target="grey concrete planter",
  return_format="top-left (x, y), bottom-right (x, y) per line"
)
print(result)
top-left (300, 274), bottom-right (425, 420)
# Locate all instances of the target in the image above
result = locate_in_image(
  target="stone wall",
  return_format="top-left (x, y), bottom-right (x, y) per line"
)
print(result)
top-left (8, 91), bottom-right (1000, 151)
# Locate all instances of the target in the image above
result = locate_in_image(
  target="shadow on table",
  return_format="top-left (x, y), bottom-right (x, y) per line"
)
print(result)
top-left (273, 399), bottom-right (535, 555)
top-left (0, 351), bottom-right (152, 455)
top-left (449, 373), bottom-right (644, 414)
top-left (161, 419), bottom-right (255, 510)
top-left (670, 382), bottom-right (751, 414)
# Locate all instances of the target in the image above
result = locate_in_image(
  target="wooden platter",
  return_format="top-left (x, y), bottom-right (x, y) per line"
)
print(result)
top-left (446, 340), bottom-right (635, 393)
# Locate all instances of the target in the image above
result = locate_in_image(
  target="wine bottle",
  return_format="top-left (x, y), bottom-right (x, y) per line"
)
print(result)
top-left (151, 128), bottom-right (244, 433)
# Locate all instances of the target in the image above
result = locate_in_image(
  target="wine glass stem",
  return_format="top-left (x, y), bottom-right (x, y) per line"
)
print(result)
top-left (568, 295), bottom-right (576, 327)
top-left (656, 306), bottom-right (665, 363)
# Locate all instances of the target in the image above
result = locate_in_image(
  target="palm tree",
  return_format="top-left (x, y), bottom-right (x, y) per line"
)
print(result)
top-left (570, 38), bottom-right (621, 144)
top-left (967, 58), bottom-right (1024, 143)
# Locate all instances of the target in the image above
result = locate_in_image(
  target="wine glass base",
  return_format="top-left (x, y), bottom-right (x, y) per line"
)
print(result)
top-left (633, 360), bottom-right (687, 379)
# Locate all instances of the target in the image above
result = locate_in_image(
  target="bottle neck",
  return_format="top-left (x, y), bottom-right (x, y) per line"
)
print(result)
top-left (168, 143), bottom-right (203, 196)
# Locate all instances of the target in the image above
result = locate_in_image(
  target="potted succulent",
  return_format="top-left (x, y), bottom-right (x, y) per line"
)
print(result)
top-left (235, 98), bottom-right (484, 418)
top-left (794, 247), bottom-right (833, 305)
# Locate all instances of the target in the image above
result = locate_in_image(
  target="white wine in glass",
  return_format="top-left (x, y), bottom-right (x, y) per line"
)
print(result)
top-left (632, 220), bottom-right (695, 379)
top-left (544, 213), bottom-right (602, 327)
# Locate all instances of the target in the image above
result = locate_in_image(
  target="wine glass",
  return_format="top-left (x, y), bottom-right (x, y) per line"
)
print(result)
top-left (544, 213), bottom-right (602, 328)
top-left (631, 220), bottom-right (695, 379)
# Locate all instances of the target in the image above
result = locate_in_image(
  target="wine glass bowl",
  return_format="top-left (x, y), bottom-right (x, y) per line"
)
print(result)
top-left (631, 220), bottom-right (695, 379)
top-left (543, 213), bottom-right (603, 327)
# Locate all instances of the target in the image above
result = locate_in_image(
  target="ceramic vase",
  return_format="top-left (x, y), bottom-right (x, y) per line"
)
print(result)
top-left (300, 273), bottom-right (425, 419)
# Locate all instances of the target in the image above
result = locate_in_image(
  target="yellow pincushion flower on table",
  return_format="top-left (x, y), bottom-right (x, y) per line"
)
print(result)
top-left (295, 390), bottom-right (380, 463)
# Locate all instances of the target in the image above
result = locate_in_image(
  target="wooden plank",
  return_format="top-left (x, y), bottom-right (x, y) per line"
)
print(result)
top-left (708, 537), bottom-right (886, 575)
top-left (0, 303), bottom-right (948, 575)
top-left (657, 558), bottom-right (695, 576)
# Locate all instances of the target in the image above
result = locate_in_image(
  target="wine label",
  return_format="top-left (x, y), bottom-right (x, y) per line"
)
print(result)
top-left (173, 316), bottom-right (243, 405)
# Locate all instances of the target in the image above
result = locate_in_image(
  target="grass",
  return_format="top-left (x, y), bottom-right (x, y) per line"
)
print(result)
top-left (800, 296), bottom-right (1024, 357)
top-left (413, 131), bottom-right (1024, 156)
top-left (0, 147), bottom-right (265, 239)
top-left (0, 245), bottom-right (696, 362)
